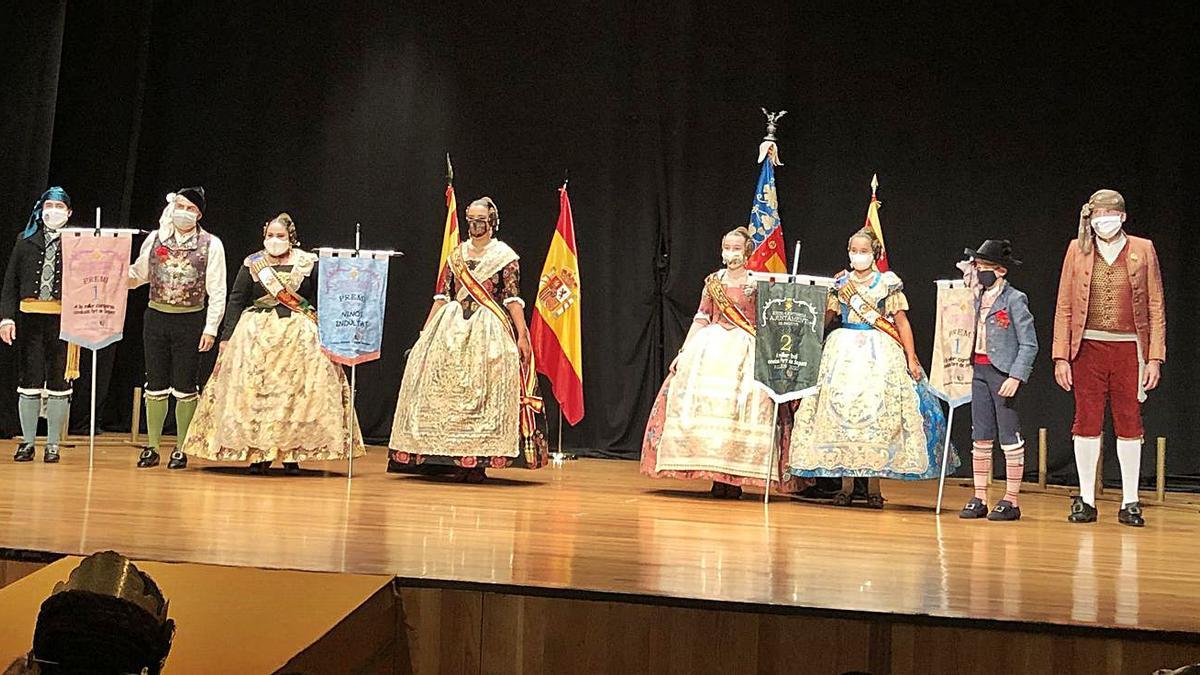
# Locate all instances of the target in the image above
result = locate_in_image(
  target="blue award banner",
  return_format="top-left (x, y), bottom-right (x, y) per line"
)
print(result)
top-left (317, 253), bottom-right (389, 366)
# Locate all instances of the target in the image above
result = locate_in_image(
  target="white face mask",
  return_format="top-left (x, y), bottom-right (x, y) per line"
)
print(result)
top-left (172, 209), bottom-right (199, 231)
top-left (1091, 214), bottom-right (1123, 239)
top-left (42, 207), bottom-right (69, 229)
top-left (264, 238), bottom-right (291, 257)
top-left (849, 252), bottom-right (874, 271)
top-left (721, 250), bottom-right (745, 268)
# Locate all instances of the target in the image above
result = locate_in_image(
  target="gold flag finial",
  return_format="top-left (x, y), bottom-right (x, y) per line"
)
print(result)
top-left (871, 173), bottom-right (879, 196)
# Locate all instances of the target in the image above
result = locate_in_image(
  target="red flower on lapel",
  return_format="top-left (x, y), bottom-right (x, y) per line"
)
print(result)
top-left (154, 245), bottom-right (169, 259)
top-left (995, 309), bottom-right (1011, 329)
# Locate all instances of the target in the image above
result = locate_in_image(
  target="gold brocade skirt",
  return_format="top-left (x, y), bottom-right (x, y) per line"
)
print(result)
top-left (182, 310), bottom-right (365, 463)
top-left (389, 301), bottom-right (522, 459)
top-left (787, 327), bottom-right (932, 478)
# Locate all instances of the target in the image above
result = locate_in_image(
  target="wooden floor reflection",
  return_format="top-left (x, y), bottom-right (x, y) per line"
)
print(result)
top-left (0, 442), bottom-right (1197, 635)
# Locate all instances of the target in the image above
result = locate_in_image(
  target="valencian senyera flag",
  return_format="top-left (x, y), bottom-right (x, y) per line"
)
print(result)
top-left (754, 280), bottom-right (827, 402)
top-left (317, 251), bottom-right (390, 366)
top-left (863, 176), bottom-right (890, 272)
top-left (59, 231), bottom-right (133, 350)
top-left (531, 184), bottom-right (584, 425)
top-left (745, 143), bottom-right (787, 273)
top-left (929, 280), bottom-right (976, 407)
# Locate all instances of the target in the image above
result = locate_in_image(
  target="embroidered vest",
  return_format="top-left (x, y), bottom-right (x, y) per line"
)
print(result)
top-left (149, 230), bottom-right (212, 308)
top-left (1085, 247), bottom-right (1135, 332)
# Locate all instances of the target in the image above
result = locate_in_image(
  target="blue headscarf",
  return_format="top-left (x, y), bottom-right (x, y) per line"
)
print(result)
top-left (21, 186), bottom-right (72, 239)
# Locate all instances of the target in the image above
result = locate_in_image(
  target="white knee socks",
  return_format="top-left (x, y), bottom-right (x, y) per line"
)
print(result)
top-left (1116, 438), bottom-right (1142, 505)
top-left (1073, 436), bottom-right (1101, 506)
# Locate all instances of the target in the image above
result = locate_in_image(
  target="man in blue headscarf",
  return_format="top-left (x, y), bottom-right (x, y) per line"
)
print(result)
top-left (0, 187), bottom-right (77, 463)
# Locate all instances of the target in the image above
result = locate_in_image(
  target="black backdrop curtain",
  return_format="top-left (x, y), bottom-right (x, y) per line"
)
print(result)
top-left (1, 1), bottom-right (1195, 480)
top-left (0, 1), bottom-right (68, 436)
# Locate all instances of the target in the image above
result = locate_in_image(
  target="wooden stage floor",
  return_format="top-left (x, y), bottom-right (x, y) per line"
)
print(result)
top-left (1, 441), bottom-right (1197, 638)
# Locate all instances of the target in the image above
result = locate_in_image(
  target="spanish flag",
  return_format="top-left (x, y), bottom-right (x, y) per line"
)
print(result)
top-left (745, 145), bottom-right (787, 273)
top-left (531, 185), bottom-right (584, 425)
top-left (434, 184), bottom-right (459, 294)
top-left (863, 175), bottom-right (889, 272)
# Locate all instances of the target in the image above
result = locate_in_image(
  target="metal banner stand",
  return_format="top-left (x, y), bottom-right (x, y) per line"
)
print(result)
top-left (932, 278), bottom-right (971, 515)
top-left (317, 223), bottom-right (402, 481)
top-left (751, 241), bottom-right (835, 505)
top-left (62, 210), bottom-right (140, 468)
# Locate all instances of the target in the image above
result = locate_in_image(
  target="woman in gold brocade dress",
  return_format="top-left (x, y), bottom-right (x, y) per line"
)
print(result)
top-left (641, 228), bottom-right (805, 499)
top-left (182, 213), bottom-right (364, 475)
top-left (388, 197), bottom-right (548, 483)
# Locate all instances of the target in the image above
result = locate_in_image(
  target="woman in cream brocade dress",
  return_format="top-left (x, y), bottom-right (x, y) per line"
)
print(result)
top-left (641, 228), bottom-right (805, 499)
top-left (182, 214), bottom-right (364, 474)
top-left (388, 197), bottom-right (548, 482)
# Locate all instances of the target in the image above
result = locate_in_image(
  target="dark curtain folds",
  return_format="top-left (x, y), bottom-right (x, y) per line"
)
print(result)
top-left (1, 2), bottom-right (1194, 481)
top-left (0, 1), bottom-right (67, 436)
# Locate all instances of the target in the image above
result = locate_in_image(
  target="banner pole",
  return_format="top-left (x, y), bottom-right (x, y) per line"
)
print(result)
top-left (348, 223), bottom-right (362, 481)
top-left (348, 363), bottom-right (356, 480)
top-left (763, 401), bottom-right (780, 505)
top-left (935, 403), bottom-right (956, 514)
top-left (791, 241), bottom-right (801, 277)
top-left (89, 348), bottom-right (97, 468)
top-left (88, 207), bottom-right (100, 468)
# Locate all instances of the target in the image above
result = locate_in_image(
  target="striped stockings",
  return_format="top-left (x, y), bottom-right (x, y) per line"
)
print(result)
top-left (972, 443), bottom-right (1025, 506)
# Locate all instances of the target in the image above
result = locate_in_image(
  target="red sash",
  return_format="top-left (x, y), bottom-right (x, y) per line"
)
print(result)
top-left (448, 248), bottom-right (543, 438)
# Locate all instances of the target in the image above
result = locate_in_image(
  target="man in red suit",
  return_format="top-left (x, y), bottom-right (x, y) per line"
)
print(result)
top-left (1053, 189), bottom-right (1166, 527)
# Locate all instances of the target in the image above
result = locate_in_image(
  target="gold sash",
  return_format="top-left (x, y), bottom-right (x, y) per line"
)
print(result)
top-left (838, 280), bottom-right (903, 347)
top-left (448, 247), bottom-right (543, 438)
top-left (704, 275), bottom-right (755, 336)
top-left (247, 253), bottom-right (317, 324)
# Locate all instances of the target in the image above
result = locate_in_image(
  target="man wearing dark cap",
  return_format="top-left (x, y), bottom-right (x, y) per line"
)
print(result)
top-left (956, 240), bottom-right (1038, 522)
top-left (128, 187), bottom-right (226, 469)
top-left (0, 187), bottom-right (79, 463)
top-left (1053, 189), bottom-right (1166, 527)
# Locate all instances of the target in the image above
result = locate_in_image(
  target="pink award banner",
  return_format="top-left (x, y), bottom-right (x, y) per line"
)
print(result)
top-left (929, 282), bottom-right (976, 407)
top-left (60, 232), bottom-right (133, 350)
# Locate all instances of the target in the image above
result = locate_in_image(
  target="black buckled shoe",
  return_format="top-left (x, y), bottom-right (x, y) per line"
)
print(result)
top-left (866, 493), bottom-right (886, 510)
top-left (1067, 496), bottom-right (1098, 523)
top-left (987, 499), bottom-right (1021, 521)
top-left (167, 449), bottom-right (188, 470)
top-left (137, 448), bottom-right (161, 468)
top-left (247, 461), bottom-right (270, 475)
top-left (1118, 501), bottom-right (1146, 528)
top-left (283, 462), bottom-right (301, 476)
top-left (13, 443), bottom-right (35, 462)
top-left (958, 497), bottom-right (988, 519)
top-left (43, 445), bottom-right (60, 464)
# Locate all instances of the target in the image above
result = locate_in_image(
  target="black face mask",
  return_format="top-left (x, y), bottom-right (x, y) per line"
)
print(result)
top-left (977, 270), bottom-right (998, 288)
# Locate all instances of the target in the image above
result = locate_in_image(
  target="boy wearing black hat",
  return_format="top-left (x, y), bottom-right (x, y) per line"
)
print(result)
top-left (128, 187), bottom-right (226, 469)
top-left (958, 240), bottom-right (1038, 521)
